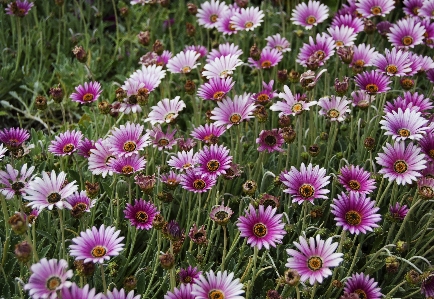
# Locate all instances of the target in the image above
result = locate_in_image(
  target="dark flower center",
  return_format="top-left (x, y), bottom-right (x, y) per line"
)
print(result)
top-left (122, 165), bottom-right (134, 174)
top-left (345, 210), bottom-right (362, 225)
top-left (429, 149), bottom-right (434, 159)
top-left (82, 93), bottom-right (94, 102)
top-left (208, 289), bottom-right (225, 299)
top-left (327, 109), bottom-right (340, 119)
top-left (230, 113), bottom-right (242, 124)
top-left (194, 232), bottom-right (204, 239)
top-left (213, 91), bottom-right (225, 100)
top-left (215, 211), bottom-right (229, 220)
top-left (12, 181), bottom-right (25, 192)
top-left (105, 155), bottom-right (115, 166)
top-left (47, 192), bottom-right (61, 204)
top-left (299, 183), bottom-right (315, 198)
top-left (245, 21), bottom-right (254, 28)
top-left (257, 94), bottom-right (269, 104)
top-left (264, 135), bottom-right (277, 146)
top-left (397, 128), bottom-right (410, 137)
top-left (261, 60), bottom-right (272, 68)
top-left (420, 186), bottom-right (434, 199)
top-left (183, 276), bottom-right (193, 283)
top-left (210, 14), bottom-right (218, 23)
top-left (183, 163), bottom-right (192, 169)
top-left (135, 211), bottom-right (149, 222)
top-left (355, 289), bottom-right (367, 299)
top-left (366, 84), bottom-right (379, 94)
top-left (355, 60), bottom-right (365, 67)
top-left (402, 36), bottom-right (413, 46)
top-left (263, 199), bottom-right (277, 209)
top-left (46, 276), bottom-right (61, 290)
top-left (165, 113), bottom-right (176, 122)
top-left (229, 23), bottom-right (236, 31)
top-left (307, 256), bottom-right (323, 271)
top-left (306, 16), bottom-right (316, 25)
top-left (137, 87), bottom-right (149, 96)
top-left (253, 223), bottom-right (267, 237)
top-left (158, 139), bottom-right (169, 147)
top-left (63, 143), bottom-right (75, 153)
top-left (348, 179), bottom-right (361, 191)
top-left (207, 160), bottom-right (220, 172)
top-left (314, 50), bottom-right (325, 61)
top-left (386, 65), bottom-right (398, 74)
top-left (128, 95), bottom-right (138, 105)
top-left (91, 246), bottom-right (107, 257)
top-left (393, 160), bottom-right (408, 174)
top-left (193, 179), bottom-right (206, 190)
top-left (123, 141), bottom-right (136, 152)
top-left (371, 6), bottom-right (382, 15)
top-left (412, 7), bottom-right (420, 15)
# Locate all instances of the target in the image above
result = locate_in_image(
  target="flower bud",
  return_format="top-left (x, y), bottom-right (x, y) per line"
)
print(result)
top-left (282, 126), bottom-right (296, 143)
top-left (385, 256), bottom-right (400, 273)
top-left (396, 240), bottom-right (408, 253)
top-left (242, 180), bottom-right (257, 195)
top-left (400, 77), bottom-right (414, 90)
top-left (364, 19), bottom-right (376, 34)
top-left (98, 100), bottom-right (111, 114)
top-left (266, 290), bottom-right (281, 299)
top-left (337, 46), bottom-right (354, 64)
top-left (405, 270), bottom-right (421, 285)
top-left (277, 69), bottom-right (288, 83)
top-left (184, 80), bottom-right (196, 95)
top-left (9, 213), bottom-right (27, 235)
top-left (115, 87), bottom-right (127, 101)
top-left (14, 241), bottom-right (32, 262)
top-left (74, 260), bottom-right (96, 277)
top-left (334, 77), bottom-right (350, 96)
top-left (85, 181), bottom-right (99, 200)
top-left (187, 3), bottom-right (198, 15)
top-left (124, 275), bottom-right (137, 292)
top-left (284, 269), bottom-right (300, 286)
top-left (153, 40), bottom-right (164, 55)
top-left (250, 44), bottom-right (261, 61)
top-left (72, 45), bottom-right (87, 63)
top-left (186, 22), bottom-right (196, 37)
top-left (137, 31), bottom-right (150, 46)
top-left (288, 70), bottom-right (300, 83)
top-left (35, 95), bottom-right (47, 110)
top-left (235, 0), bottom-right (248, 8)
top-left (49, 84), bottom-right (64, 103)
top-left (159, 253), bottom-right (175, 269)
top-left (364, 137), bottom-right (375, 151)
top-left (152, 214), bottom-right (165, 230)
top-left (308, 144), bottom-right (320, 157)
top-left (119, 6), bottom-right (128, 17)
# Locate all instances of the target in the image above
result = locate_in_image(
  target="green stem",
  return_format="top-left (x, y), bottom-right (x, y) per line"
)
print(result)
top-left (221, 226), bottom-right (227, 271)
top-left (58, 209), bottom-right (66, 259)
top-left (100, 263), bottom-right (107, 293)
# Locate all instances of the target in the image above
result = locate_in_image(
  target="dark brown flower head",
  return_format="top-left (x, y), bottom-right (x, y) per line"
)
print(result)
top-left (310, 206), bottom-right (323, 218)
top-left (8, 213), bottom-right (27, 235)
top-left (124, 276), bottom-right (137, 292)
top-left (364, 137), bottom-right (375, 151)
top-left (188, 223), bottom-right (208, 246)
top-left (49, 84), bottom-right (64, 103)
top-left (115, 87), bottom-right (127, 101)
top-left (160, 0), bottom-right (169, 7)
top-left (334, 77), bottom-right (350, 96)
top-left (385, 256), bottom-right (400, 273)
top-left (364, 18), bottom-right (376, 34)
top-left (337, 46), bottom-right (354, 64)
top-left (405, 270), bottom-right (421, 285)
top-left (98, 100), bottom-right (111, 114)
top-left (253, 106), bottom-right (268, 123)
top-left (400, 77), bottom-right (414, 90)
top-left (242, 180), bottom-right (257, 195)
top-left (282, 126), bottom-right (296, 143)
top-left (259, 194), bottom-right (280, 209)
top-left (137, 31), bottom-right (150, 46)
top-left (186, 22), bottom-right (196, 37)
top-left (185, 80), bottom-right (196, 95)
top-left (284, 269), bottom-right (300, 286)
top-left (14, 240), bottom-right (32, 263)
top-left (223, 163), bottom-right (243, 180)
top-left (71, 203), bottom-right (87, 219)
top-left (172, 239), bottom-right (184, 254)
top-left (110, 101), bottom-right (121, 118)
top-left (250, 44), bottom-right (261, 61)
top-left (159, 252), bottom-right (175, 269)
top-left (235, 0), bottom-right (249, 8)
top-left (308, 144), bottom-right (320, 157)
top-left (288, 70), bottom-right (300, 83)
top-left (205, 109), bottom-right (213, 121)
top-left (277, 69), bottom-right (288, 83)
top-left (72, 45), bottom-right (87, 63)
top-left (278, 114), bottom-right (291, 128)
top-left (332, 279), bottom-right (344, 288)
top-left (187, 2), bottom-right (198, 15)
top-left (153, 40), bottom-right (164, 55)
top-left (266, 290), bottom-right (281, 299)
top-left (35, 95), bottom-right (47, 110)
top-left (152, 214), bottom-right (165, 230)
top-left (74, 260), bottom-right (96, 277)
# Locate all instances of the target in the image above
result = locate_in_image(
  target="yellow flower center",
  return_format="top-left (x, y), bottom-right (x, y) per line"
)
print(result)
top-left (348, 179), bottom-right (361, 191)
top-left (123, 141), bottom-right (136, 152)
top-left (306, 16), bottom-right (316, 25)
top-left (397, 128), bottom-right (410, 137)
top-left (207, 160), bottom-right (220, 172)
top-left (393, 160), bottom-right (408, 174)
top-left (165, 113), bottom-right (176, 122)
top-left (135, 211), bottom-right (149, 223)
top-left (336, 41), bottom-right (344, 47)
top-left (82, 93), bottom-right (94, 102)
top-left (327, 109), bottom-right (340, 119)
top-left (307, 256), bottom-right (323, 271)
top-left (429, 149), bottom-right (434, 159)
top-left (91, 246), bottom-right (107, 257)
top-left (386, 65), bottom-right (398, 74)
top-left (230, 113), bottom-right (242, 124)
top-left (182, 66), bottom-right (191, 73)
top-left (158, 139), bottom-right (169, 147)
top-left (253, 223), bottom-right (267, 237)
top-left (122, 165), bottom-right (134, 174)
top-left (257, 94), bottom-right (269, 104)
top-left (46, 276), bottom-right (61, 290)
top-left (261, 60), bottom-right (272, 68)
top-left (63, 143), bottom-right (75, 153)
top-left (355, 289), bottom-right (367, 299)
top-left (213, 91), bottom-right (225, 100)
top-left (371, 6), bottom-right (382, 15)
top-left (299, 183), bottom-right (315, 198)
top-left (292, 103), bottom-right (303, 113)
top-left (210, 14), bottom-right (218, 23)
top-left (193, 179), bottom-right (206, 190)
top-left (354, 60), bottom-right (365, 67)
top-left (245, 21), bottom-right (254, 28)
top-left (402, 36), bottom-right (413, 46)
top-left (345, 210), bottom-right (362, 225)
top-left (366, 84), bottom-right (379, 94)
top-left (208, 289), bottom-right (225, 299)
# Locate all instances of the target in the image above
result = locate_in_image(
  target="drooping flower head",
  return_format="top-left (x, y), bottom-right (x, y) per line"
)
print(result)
top-left (270, 85), bottom-right (316, 116)
top-left (69, 225), bottom-right (125, 263)
top-left (318, 95), bottom-right (351, 122)
top-left (331, 192), bottom-right (381, 235)
top-left (256, 129), bottom-right (285, 153)
top-left (145, 96), bottom-right (186, 125)
top-left (124, 199), bottom-right (159, 230)
top-left (197, 77), bottom-right (235, 101)
top-left (107, 122), bottom-right (150, 157)
top-left (194, 144), bottom-right (232, 179)
top-left (296, 33), bottom-right (336, 68)
top-left (203, 54), bottom-right (243, 79)
top-left (0, 127), bottom-right (30, 150)
top-left (372, 47), bottom-right (412, 76)
top-left (70, 82), bottom-right (102, 104)
top-left (338, 165), bottom-right (376, 194)
top-left (237, 204), bottom-right (286, 250)
top-left (291, 0), bottom-right (329, 29)
top-left (24, 170), bottom-right (78, 211)
top-left (191, 270), bottom-right (244, 299)
top-left (379, 108), bottom-right (429, 141)
top-left (248, 48), bottom-right (283, 69)
top-left (286, 235), bottom-right (343, 285)
top-left (48, 130), bottom-right (83, 156)
top-left (167, 50), bottom-right (201, 74)
top-left (231, 6), bottom-right (264, 31)
top-left (5, 0), bottom-right (34, 17)
top-left (354, 70), bottom-right (392, 95)
top-left (344, 273), bottom-right (382, 299)
top-left (196, 0), bottom-right (229, 29)
top-left (210, 93), bottom-right (256, 129)
top-left (387, 18), bottom-right (426, 48)
top-left (355, 0), bottom-right (395, 17)
top-left (180, 169), bottom-right (216, 193)
top-left (24, 258), bottom-right (73, 299)
top-left (376, 142), bottom-right (426, 185)
top-left (164, 283), bottom-right (195, 299)
top-left (0, 163), bottom-right (35, 199)
top-left (281, 163), bottom-right (330, 204)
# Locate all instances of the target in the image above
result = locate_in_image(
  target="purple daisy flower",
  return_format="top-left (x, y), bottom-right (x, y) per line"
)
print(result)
top-left (384, 91), bottom-right (433, 114)
top-left (265, 33), bottom-right (291, 52)
top-left (377, 20), bottom-right (393, 36)
top-left (124, 198), bottom-right (159, 230)
top-left (380, 108), bottom-right (429, 141)
top-left (318, 95), bottom-right (351, 122)
top-left (129, 64), bottom-right (166, 86)
top-left (180, 169), bottom-right (216, 193)
top-left (354, 70), bottom-right (392, 95)
top-left (256, 129), bottom-right (285, 153)
top-left (351, 90), bottom-right (373, 108)
top-left (210, 204), bottom-right (234, 225)
top-left (248, 48), bottom-right (283, 69)
top-left (61, 283), bottom-right (101, 299)
top-left (70, 82), bottom-right (102, 104)
top-left (5, 0), bottom-right (34, 17)
top-left (179, 266), bottom-right (202, 284)
top-left (24, 170), bottom-right (78, 211)
top-left (191, 123), bottom-right (226, 144)
top-left (206, 43), bottom-right (243, 63)
top-left (77, 137), bottom-right (96, 158)
top-left (231, 6), bottom-right (264, 31)
top-left (252, 80), bottom-right (278, 106)
top-left (237, 204), bottom-right (286, 250)
top-left (70, 225), bottom-right (124, 263)
top-left (338, 165), bottom-right (376, 194)
top-left (107, 122), bottom-right (150, 158)
top-left (24, 258), bottom-right (73, 299)
top-left (355, 0), bottom-right (394, 17)
top-left (66, 191), bottom-right (96, 214)
top-left (160, 170), bottom-right (182, 189)
top-left (281, 163), bottom-right (330, 204)
top-left (177, 137), bottom-right (197, 151)
top-left (145, 96), bottom-right (186, 125)
top-left (331, 192), bottom-right (381, 235)
top-left (203, 54), bottom-right (243, 79)
top-left (196, 0), bottom-right (229, 29)
top-left (389, 202), bottom-right (409, 220)
top-left (184, 45), bottom-right (208, 58)
top-left (418, 177), bottom-right (434, 199)
top-left (88, 140), bottom-right (115, 178)
top-left (416, 53), bottom-right (434, 72)
top-left (48, 130), bottom-right (83, 156)
top-left (428, 69), bottom-right (434, 83)
top-left (167, 50), bottom-right (201, 74)
top-left (420, 0), bottom-right (434, 19)
top-left (331, 14), bottom-right (364, 33)
top-left (194, 144), bottom-right (232, 179)
top-left (327, 25), bottom-right (357, 48)
top-left (372, 47), bottom-right (412, 77)
top-left (270, 85), bottom-right (316, 116)
top-left (189, 223), bottom-right (208, 245)
top-left (197, 77), bottom-right (235, 101)
top-left (376, 142), bottom-right (426, 185)
top-left (344, 273), bottom-right (382, 299)
top-left (216, 9), bottom-right (239, 35)
top-left (191, 270), bottom-right (244, 299)
top-left (290, 0), bottom-right (329, 30)
top-left (0, 163), bottom-right (35, 199)
top-left (101, 288), bottom-right (140, 299)
top-left (350, 43), bottom-right (378, 70)
top-left (296, 33), bottom-right (335, 68)
top-left (286, 235), bottom-right (343, 285)
top-left (147, 124), bottom-right (177, 150)
top-left (167, 149), bottom-right (196, 171)
top-left (164, 283), bottom-right (195, 299)
top-left (210, 93), bottom-right (256, 129)
top-left (0, 127), bottom-right (30, 150)
top-left (109, 154), bottom-right (146, 176)
top-left (387, 18), bottom-right (425, 49)
top-left (419, 134), bottom-right (434, 161)
top-left (157, 50), bottom-right (173, 66)
top-left (403, 0), bottom-right (424, 16)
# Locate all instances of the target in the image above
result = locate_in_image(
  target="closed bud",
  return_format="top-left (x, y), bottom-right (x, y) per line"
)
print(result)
top-left (49, 84), bottom-right (64, 103)
top-left (72, 45), bottom-right (87, 63)
top-left (405, 270), bottom-right (421, 285)
top-left (137, 88), bottom-right (150, 106)
top-left (266, 290), bottom-right (281, 299)
top-left (294, 30), bottom-right (304, 38)
top-left (277, 69), bottom-right (288, 83)
top-left (124, 276), bottom-right (137, 292)
top-left (385, 256), bottom-right (400, 273)
top-left (35, 95), bottom-right (47, 110)
top-left (364, 19), bottom-right (376, 34)
top-left (364, 137), bottom-right (375, 151)
top-left (235, 0), bottom-right (249, 8)
top-left (157, 192), bottom-right (173, 203)
top-left (332, 280), bottom-right (344, 288)
top-left (337, 46), bottom-right (354, 64)
top-left (278, 115), bottom-right (291, 128)
top-left (153, 40), bottom-right (164, 55)
top-left (14, 241), bottom-right (32, 263)
top-left (250, 44), bottom-right (261, 61)
top-left (187, 3), bottom-right (198, 15)
top-left (159, 253), bottom-right (175, 269)
top-left (301, 151), bottom-right (309, 161)
top-left (396, 240), bottom-right (408, 253)
top-left (74, 260), bottom-right (96, 277)
top-left (242, 180), bottom-right (257, 195)
top-left (186, 22), bottom-right (196, 37)
top-left (153, 214), bottom-right (165, 229)
top-left (308, 144), bottom-right (320, 157)
top-left (9, 213), bottom-right (27, 235)
top-left (184, 80), bottom-right (196, 95)
top-left (282, 126), bottom-right (296, 143)
top-left (253, 106), bottom-right (268, 123)
top-left (320, 132), bottom-right (328, 140)
top-left (310, 206), bottom-right (323, 218)
top-left (98, 100), bottom-right (111, 114)
top-left (334, 77), bottom-right (350, 96)
top-left (108, 261), bottom-right (118, 277)
top-left (115, 87), bottom-right (126, 101)
top-left (71, 203), bottom-right (87, 219)
top-left (172, 239), bottom-right (184, 254)
top-left (400, 77), bottom-right (414, 90)
top-left (137, 31), bottom-right (150, 46)
top-left (119, 6), bottom-right (129, 17)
